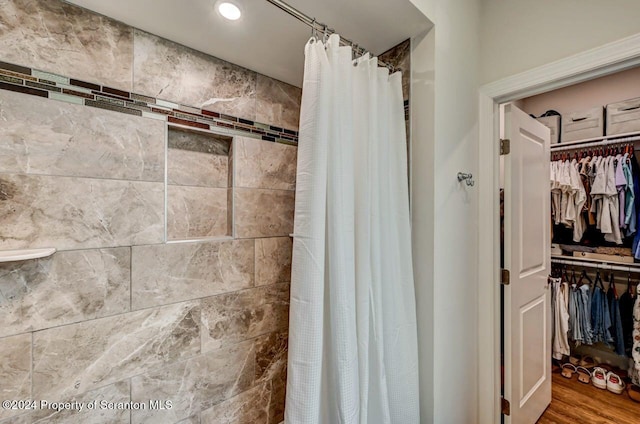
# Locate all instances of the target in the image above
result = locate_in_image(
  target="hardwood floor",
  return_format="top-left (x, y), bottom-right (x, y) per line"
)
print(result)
top-left (537, 370), bottom-right (640, 423)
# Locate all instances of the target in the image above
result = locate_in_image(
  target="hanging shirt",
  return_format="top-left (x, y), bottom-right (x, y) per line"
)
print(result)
top-left (560, 160), bottom-right (574, 226)
top-left (623, 153), bottom-right (636, 235)
top-left (551, 161), bottom-right (562, 225)
top-left (552, 278), bottom-right (571, 359)
top-left (615, 154), bottom-right (627, 230)
top-left (573, 160), bottom-right (587, 242)
top-left (604, 156), bottom-right (623, 244)
top-left (591, 156), bottom-right (606, 229)
top-left (564, 159), bottom-right (581, 228)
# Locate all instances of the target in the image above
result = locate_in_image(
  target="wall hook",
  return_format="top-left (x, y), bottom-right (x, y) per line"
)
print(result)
top-left (457, 172), bottom-right (475, 187)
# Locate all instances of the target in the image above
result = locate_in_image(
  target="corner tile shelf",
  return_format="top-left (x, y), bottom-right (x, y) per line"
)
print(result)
top-left (0, 247), bottom-right (56, 263)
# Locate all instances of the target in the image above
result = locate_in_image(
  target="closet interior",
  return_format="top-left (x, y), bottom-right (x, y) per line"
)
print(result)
top-left (514, 65), bottom-right (640, 420)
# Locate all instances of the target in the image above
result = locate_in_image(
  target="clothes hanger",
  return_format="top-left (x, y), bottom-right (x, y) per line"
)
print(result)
top-left (577, 268), bottom-right (592, 287)
top-left (609, 272), bottom-right (619, 299)
top-left (594, 268), bottom-right (605, 290)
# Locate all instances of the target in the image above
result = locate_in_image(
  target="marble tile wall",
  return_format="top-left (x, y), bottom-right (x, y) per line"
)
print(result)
top-left (0, 89), bottom-right (165, 181)
top-left (234, 189), bottom-right (295, 238)
top-left (131, 240), bottom-right (255, 310)
top-left (0, 0), bottom-right (133, 91)
top-left (167, 185), bottom-right (228, 240)
top-left (234, 136), bottom-right (297, 190)
top-left (167, 128), bottom-right (231, 240)
top-left (32, 301), bottom-right (202, 400)
top-left (0, 173), bottom-right (164, 250)
top-left (0, 0), bottom-right (298, 422)
top-left (0, 0), bottom-right (302, 138)
top-left (0, 334), bottom-right (30, 420)
top-left (0, 247), bottom-right (130, 338)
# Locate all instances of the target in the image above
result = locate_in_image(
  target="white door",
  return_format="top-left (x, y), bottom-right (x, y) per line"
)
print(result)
top-left (503, 104), bottom-right (551, 423)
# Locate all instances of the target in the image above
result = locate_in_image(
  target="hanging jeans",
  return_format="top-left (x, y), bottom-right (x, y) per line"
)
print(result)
top-left (579, 285), bottom-right (594, 345)
top-left (591, 286), bottom-right (613, 344)
top-left (569, 285), bottom-right (583, 343)
top-left (608, 288), bottom-right (626, 356)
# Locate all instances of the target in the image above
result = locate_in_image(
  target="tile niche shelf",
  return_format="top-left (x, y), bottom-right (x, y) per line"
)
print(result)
top-left (0, 247), bottom-right (56, 263)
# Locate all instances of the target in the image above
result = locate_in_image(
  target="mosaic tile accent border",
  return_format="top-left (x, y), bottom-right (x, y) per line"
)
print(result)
top-left (0, 60), bottom-right (299, 145)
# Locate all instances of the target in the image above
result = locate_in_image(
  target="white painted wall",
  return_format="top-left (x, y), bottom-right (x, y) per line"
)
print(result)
top-left (410, 27), bottom-right (435, 424)
top-left (480, 0), bottom-right (640, 84)
top-left (409, 1), bottom-right (480, 423)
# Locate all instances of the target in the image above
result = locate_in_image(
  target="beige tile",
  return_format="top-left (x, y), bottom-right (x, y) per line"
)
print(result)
top-left (201, 284), bottom-right (289, 352)
top-left (131, 341), bottom-right (255, 424)
top-left (0, 90), bottom-right (164, 181)
top-left (0, 174), bottom-right (164, 251)
top-left (255, 75), bottom-right (302, 130)
top-left (168, 149), bottom-right (228, 188)
top-left (0, 334), bottom-right (31, 420)
top-left (0, 0), bottom-right (133, 90)
top-left (0, 248), bottom-right (130, 338)
top-left (32, 302), bottom-right (201, 400)
top-left (234, 189), bottom-right (294, 239)
top-left (133, 30), bottom-right (256, 120)
top-left (255, 332), bottom-right (287, 424)
top-left (131, 240), bottom-right (254, 310)
top-left (200, 382), bottom-right (270, 424)
top-left (254, 332), bottom-right (288, 384)
top-left (234, 136), bottom-right (297, 190)
top-left (2, 381), bottom-right (130, 424)
top-left (255, 237), bottom-right (292, 286)
top-left (167, 186), bottom-right (228, 240)
top-left (168, 128), bottom-right (231, 155)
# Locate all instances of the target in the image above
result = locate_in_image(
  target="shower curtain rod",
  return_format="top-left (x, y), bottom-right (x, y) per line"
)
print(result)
top-left (265, 0), bottom-right (397, 72)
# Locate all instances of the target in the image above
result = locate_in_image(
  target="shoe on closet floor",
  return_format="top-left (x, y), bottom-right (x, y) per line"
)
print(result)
top-left (576, 366), bottom-right (591, 384)
top-left (606, 372), bottom-right (625, 395)
top-left (591, 367), bottom-right (608, 389)
top-left (628, 385), bottom-right (640, 402)
top-left (561, 363), bottom-right (577, 379)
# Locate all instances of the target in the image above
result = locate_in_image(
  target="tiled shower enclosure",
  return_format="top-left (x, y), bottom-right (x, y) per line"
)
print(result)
top-left (0, 0), bottom-right (299, 422)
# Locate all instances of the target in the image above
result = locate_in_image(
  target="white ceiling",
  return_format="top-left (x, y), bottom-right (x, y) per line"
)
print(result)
top-left (65, 0), bottom-right (431, 87)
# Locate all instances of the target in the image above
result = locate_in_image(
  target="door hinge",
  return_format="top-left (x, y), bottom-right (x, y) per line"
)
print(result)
top-left (501, 269), bottom-right (510, 285)
top-left (500, 138), bottom-right (510, 155)
top-left (501, 397), bottom-right (511, 416)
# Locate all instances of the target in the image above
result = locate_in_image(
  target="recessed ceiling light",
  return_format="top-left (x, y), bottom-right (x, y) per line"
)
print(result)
top-left (218, 2), bottom-right (241, 20)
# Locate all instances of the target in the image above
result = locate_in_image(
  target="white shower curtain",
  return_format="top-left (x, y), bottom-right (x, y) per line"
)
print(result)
top-left (285, 34), bottom-right (419, 424)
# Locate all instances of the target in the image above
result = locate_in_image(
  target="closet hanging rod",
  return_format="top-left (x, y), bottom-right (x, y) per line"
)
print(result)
top-left (264, 0), bottom-right (396, 72)
top-left (550, 133), bottom-right (640, 152)
top-left (551, 257), bottom-right (640, 274)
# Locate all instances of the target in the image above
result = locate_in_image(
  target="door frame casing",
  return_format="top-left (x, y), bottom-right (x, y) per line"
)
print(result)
top-left (477, 32), bottom-right (640, 424)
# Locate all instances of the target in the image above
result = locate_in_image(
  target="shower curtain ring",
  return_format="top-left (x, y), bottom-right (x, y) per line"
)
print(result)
top-left (310, 18), bottom-right (316, 40)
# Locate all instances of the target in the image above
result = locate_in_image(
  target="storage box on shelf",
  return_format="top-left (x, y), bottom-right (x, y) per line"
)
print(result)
top-left (561, 106), bottom-right (604, 142)
top-left (537, 115), bottom-right (560, 143)
top-left (606, 96), bottom-right (640, 136)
